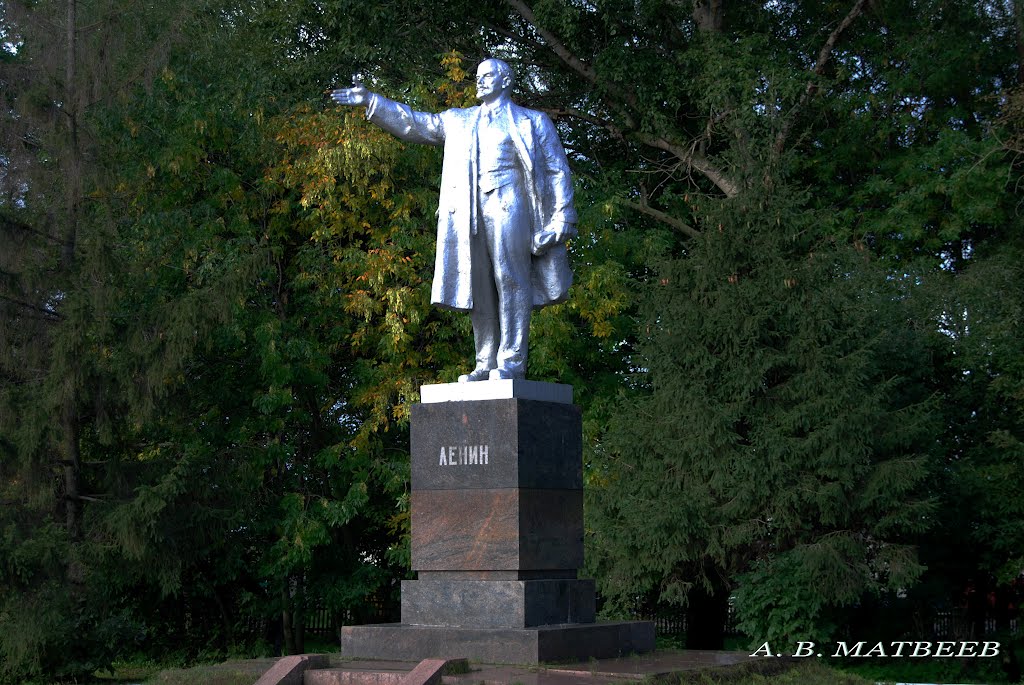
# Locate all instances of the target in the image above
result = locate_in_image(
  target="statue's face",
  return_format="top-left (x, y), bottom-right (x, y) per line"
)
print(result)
top-left (475, 61), bottom-right (508, 103)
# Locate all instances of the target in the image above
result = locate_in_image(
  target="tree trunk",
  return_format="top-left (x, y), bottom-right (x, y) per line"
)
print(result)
top-left (62, 399), bottom-right (82, 539)
top-left (294, 573), bottom-right (306, 654)
top-left (61, 0), bottom-right (84, 557)
top-left (282, 583), bottom-right (296, 655)
top-left (1016, 1), bottom-right (1024, 87)
top-left (280, 573), bottom-right (308, 654)
top-left (63, 0), bottom-right (81, 270)
top-left (210, 585), bottom-right (234, 652)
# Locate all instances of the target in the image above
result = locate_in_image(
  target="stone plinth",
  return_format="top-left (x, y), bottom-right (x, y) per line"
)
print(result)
top-left (401, 578), bottom-right (596, 628)
top-left (342, 381), bottom-right (654, 664)
top-left (341, 622), bottom-right (655, 664)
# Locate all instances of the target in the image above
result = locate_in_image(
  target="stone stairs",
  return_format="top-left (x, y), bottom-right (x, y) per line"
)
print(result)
top-left (253, 650), bottom-right (757, 685)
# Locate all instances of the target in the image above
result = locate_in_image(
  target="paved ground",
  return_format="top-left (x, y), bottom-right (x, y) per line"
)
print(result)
top-left (243, 650), bottom-right (757, 685)
top-left (442, 650), bottom-right (753, 685)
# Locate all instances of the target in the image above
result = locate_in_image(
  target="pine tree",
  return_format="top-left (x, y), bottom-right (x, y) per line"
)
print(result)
top-left (0, 0), bottom-right (196, 678)
top-left (588, 179), bottom-right (938, 643)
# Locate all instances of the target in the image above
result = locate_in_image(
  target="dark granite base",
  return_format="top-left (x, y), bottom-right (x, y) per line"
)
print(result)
top-left (401, 578), bottom-right (596, 628)
top-left (411, 488), bottom-right (583, 571)
top-left (340, 621), bottom-right (655, 664)
top-left (411, 400), bottom-right (582, 491)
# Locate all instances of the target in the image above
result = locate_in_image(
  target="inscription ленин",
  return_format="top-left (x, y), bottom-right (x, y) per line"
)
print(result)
top-left (438, 445), bottom-right (489, 466)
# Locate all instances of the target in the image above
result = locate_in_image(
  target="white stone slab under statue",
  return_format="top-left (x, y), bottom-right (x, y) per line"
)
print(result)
top-left (420, 379), bottom-right (572, 404)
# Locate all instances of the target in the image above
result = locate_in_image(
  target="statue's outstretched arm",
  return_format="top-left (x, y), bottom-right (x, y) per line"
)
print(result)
top-left (330, 76), bottom-right (445, 147)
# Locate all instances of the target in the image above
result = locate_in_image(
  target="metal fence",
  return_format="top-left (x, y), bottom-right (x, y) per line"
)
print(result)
top-left (636, 604), bottom-right (740, 638)
top-left (929, 612), bottom-right (1019, 638)
top-left (272, 604), bottom-right (1021, 640)
top-left (638, 607), bottom-right (1020, 640)
top-left (301, 599), bottom-right (398, 636)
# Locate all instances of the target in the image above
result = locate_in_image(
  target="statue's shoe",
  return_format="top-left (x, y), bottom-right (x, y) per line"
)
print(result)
top-left (458, 367), bottom-right (492, 383)
top-left (488, 368), bottom-right (523, 381)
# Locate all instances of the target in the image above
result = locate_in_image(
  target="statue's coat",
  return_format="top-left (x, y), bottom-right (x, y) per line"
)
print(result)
top-left (366, 95), bottom-right (577, 311)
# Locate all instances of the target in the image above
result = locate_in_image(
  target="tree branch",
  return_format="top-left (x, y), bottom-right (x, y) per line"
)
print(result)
top-left (482, 20), bottom-right (550, 58)
top-left (0, 215), bottom-right (62, 244)
top-left (503, 0), bottom-right (739, 198)
top-left (67, 494), bottom-right (109, 503)
top-left (0, 292), bottom-right (63, 321)
top-left (503, 0), bottom-right (600, 87)
top-left (503, 0), bottom-right (642, 121)
top-left (619, 198), bottom-right (701, 239)
top-left (637, 133), bottom-right (740, 198)
top-left (543, 106), bottom-right (623, 136)
top-left (774, 0), bottom-right (870, 154)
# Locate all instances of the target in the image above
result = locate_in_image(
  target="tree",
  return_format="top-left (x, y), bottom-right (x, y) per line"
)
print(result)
top-left (0, 0), bottom-right (198, 678)
top-left (588, 179), bottom-right (938, 644)
top-left (48, 1), bottom-right (437, 659)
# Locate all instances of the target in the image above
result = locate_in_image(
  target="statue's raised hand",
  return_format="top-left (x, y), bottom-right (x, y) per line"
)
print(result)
top-left (331, 77), bottom-right (369, 107)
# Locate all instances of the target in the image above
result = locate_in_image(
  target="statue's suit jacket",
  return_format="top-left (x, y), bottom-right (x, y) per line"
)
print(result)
top-left (366, 94), bottom-right (577, 311)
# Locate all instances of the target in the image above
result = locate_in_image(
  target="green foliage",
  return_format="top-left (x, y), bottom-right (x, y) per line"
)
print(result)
top-left (0, 568), bottom-right (146, 682)
top-left (3, 0), bottom-right (447, 675)
top-left (589, 181), bottom-right (938, 641)
top-left (88, 27), bottom-right (420, 654)
top-left (945, 243), bottom-right (1024, 582)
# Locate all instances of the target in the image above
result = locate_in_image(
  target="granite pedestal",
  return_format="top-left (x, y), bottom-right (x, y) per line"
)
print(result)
top-left (341, 380), bottom-right (654, 663)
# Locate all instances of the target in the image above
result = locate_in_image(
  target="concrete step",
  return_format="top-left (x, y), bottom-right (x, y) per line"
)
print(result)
top-left (304, 667), bottom-right (407, 685)
top-left (304, 658), bottom-right (468, 685)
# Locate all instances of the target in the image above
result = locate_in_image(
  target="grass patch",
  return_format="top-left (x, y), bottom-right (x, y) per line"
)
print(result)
top-left (141, 665), bottom-right (258, 685)
top-left (834, 655), bottom-right (1015, 685)
top-left (88, 656), bottom-right (276, 685)
top-left (69, 654), bottom-right (880, 685)
top-left (653, 635), bottom-right (755, 652)
top-left (93, 663), bottom-right (161, 682)
top-left (442, 659), bottom-right (472, 675)
top-left (651, 659), bottom-right (874, 685)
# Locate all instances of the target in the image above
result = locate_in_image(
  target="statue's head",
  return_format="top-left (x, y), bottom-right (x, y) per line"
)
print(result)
top-left (476, 58), bottom-right (514, 103)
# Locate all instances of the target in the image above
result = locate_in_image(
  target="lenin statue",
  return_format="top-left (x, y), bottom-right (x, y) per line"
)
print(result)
top-left (331, 59), bottom-right (576, 382)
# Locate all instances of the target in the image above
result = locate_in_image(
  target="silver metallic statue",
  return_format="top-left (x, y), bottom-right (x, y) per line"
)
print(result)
top-left (331, 59), bottom-right (576, 382)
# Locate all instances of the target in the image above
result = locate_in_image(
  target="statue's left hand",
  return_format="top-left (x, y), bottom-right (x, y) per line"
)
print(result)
top-left (532, 222), bottom-right (576, 255)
